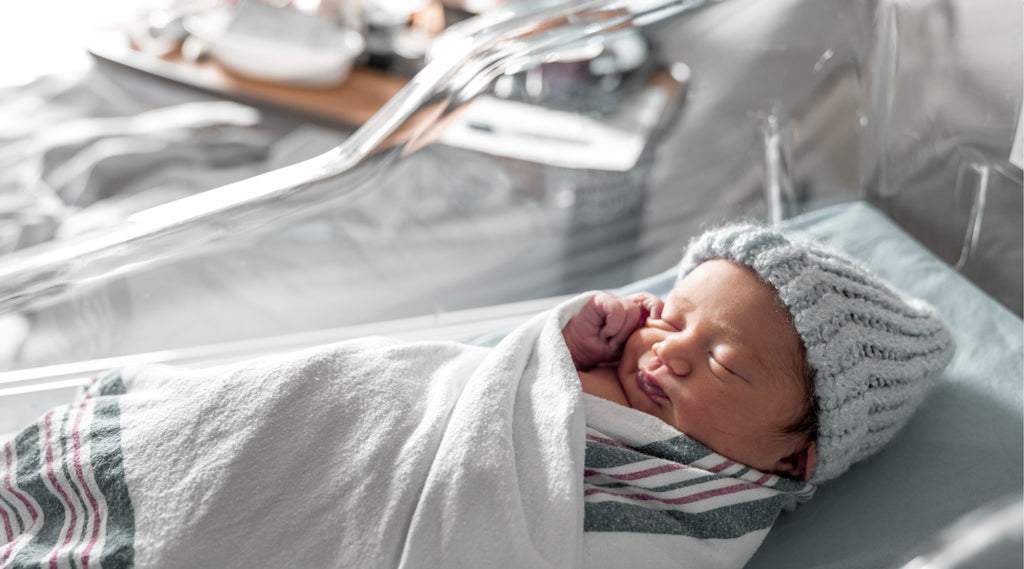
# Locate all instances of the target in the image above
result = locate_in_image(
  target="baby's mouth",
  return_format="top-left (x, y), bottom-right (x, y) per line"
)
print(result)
top-left (636, 370), bottom-right (669, 401)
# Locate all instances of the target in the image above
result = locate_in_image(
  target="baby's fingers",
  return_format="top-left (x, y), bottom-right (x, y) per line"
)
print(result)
top-left (628, 292), bottom-right (664, 321)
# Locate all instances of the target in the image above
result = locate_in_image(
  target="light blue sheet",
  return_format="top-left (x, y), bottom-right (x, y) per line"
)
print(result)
top-left (622, 201), bottom-right (1023, 568)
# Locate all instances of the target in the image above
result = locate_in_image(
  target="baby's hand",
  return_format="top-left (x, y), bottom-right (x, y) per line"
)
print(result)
top-left (562, 292), bottom-right (663, 370)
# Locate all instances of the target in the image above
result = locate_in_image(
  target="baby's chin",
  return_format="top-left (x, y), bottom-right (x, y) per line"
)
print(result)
top-left (580, 366), bottom-right (632, 408)
top-left (616, 368), bottom-right (661, 420)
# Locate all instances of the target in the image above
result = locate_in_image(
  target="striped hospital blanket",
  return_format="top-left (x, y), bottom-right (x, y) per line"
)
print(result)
top-left (580, 394), bottom-right (814, 567)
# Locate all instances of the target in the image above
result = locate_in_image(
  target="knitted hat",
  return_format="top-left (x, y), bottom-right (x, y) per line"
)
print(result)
top-left (677, 223), bottom-right (955, 483)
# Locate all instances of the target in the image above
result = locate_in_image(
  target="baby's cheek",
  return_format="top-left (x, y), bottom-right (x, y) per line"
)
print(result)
top-left (617, 332), bottom-right (647, 374)
top-left (626, 326), bottom-right (654, 349)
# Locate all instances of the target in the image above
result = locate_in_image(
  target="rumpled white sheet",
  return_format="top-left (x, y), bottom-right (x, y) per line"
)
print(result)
top-left (109, 293), bottom-right (592, 568)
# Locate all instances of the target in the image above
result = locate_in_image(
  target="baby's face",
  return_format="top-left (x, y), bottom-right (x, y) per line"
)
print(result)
top-left (616, 259), bottom-right (809, 473)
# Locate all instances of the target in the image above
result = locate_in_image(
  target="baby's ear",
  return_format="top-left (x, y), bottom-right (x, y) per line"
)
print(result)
top-left (772, 440), bottom-right (817, 481)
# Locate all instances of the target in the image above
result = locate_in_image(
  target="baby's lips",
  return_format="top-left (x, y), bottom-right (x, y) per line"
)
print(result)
top-left (637, 369), bottom-right (669, 401)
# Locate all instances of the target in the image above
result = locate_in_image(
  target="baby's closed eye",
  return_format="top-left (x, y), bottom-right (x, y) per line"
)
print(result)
top-left (709, 349), bottom-right (749, 383)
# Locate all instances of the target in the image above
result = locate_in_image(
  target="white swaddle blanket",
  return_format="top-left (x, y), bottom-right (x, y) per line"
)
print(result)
top-left (1, 294), bottom-right (812, 568)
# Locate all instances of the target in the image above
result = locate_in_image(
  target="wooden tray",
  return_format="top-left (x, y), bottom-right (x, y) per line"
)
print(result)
top-left (88, 31), bottom-right (408, 127)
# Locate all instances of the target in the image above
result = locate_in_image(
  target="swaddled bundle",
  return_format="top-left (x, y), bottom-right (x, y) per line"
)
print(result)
top-left (0, 294), bottom-right (813, 569)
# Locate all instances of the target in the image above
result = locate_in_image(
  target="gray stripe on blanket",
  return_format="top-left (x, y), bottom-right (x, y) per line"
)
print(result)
top-left (584, 497), bottom-right (785, 538)
top-left (585, 434), bottom-right (718, 468)
top-left (91, 372), bottom-right (136, 567)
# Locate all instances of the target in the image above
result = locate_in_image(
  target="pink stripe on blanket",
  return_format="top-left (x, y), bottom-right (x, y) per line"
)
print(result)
top-left (44, 410), bottom-right (79, 569)
top-left (585, 434), bottom-right (632, 449)
top-left (72, 401), bottom-right (102, 569)
top-left (1, 444), bottom-right (16, 553)
top-left (584, 481), bottom-right (761, 507)
top-left (584, 462), bottom-right (688, 481)
top-left (0, 506), bottom-right (13, 566)
top-left (3, 440), bottom-right (40, 565)
top-left (3, 443), bottom-right (39, 524)
top-left (0, 504), bottom-right (12, 543)
top-left (707, 459), bottom-right (735, 473)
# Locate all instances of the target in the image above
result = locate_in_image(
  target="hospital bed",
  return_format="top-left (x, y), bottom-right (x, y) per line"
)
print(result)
top-left (0, 0), bottom-right (1020, 567)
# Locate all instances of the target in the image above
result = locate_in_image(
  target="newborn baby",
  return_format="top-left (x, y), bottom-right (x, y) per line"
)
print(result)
top-left (563, 223), bottom-right (955, 484)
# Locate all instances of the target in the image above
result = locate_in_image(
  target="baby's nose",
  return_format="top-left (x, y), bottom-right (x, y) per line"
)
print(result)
top-left (652, 338), bottom-right (691, 377)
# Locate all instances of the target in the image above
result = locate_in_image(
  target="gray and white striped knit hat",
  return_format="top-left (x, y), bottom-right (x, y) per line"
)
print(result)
top-left (677, 223), bottom-right (955, 483)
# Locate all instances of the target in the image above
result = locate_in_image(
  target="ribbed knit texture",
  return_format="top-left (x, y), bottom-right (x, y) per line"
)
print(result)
top-left (677, 224), bottom-right (955, 483)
